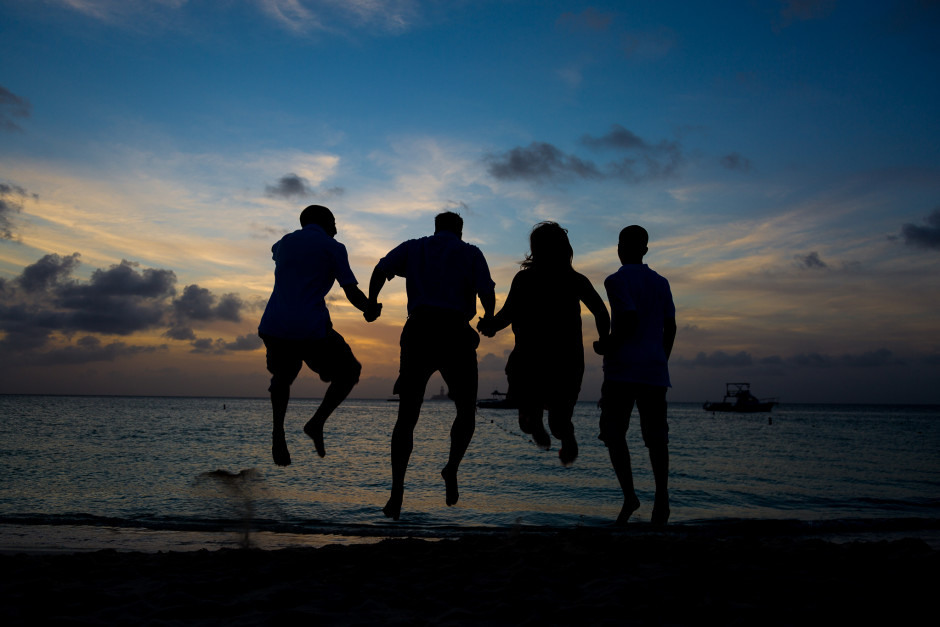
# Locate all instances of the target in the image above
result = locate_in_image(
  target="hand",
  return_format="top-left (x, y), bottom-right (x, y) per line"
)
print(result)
top-left (593, 336), bottom-right (609, 356)
top-left (363, 301), bottom-right (382, 323)
top-left (477, 315), bottom-right (496, 338)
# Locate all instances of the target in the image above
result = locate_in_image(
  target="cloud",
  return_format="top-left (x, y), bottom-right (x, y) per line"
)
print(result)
top-left (0, 253), bottom-right (256, 359)
top-left (0, 182), bottom-right (36, 240)
top-left (900, 208), bottom-right (940, 250)
top-left (721, 153), bottom-right (753, 172)
top-left (189, 333), bottom-right (263, 354)
top-left (675, 350), bottom-right (755, 368)
top-left (620, 26), bottom-right (676, 60)
top-left (796, 251), bottom-right (828, 269)
top-left (485, 142), bottom-right (602, 183)
top-left (254, 0), bottom-right (420, 35)
top-left (485, 125), bottom-right (684, 184)
top-left (265, 173), bottom-right (313, 199)
top-left (0, 86), bottom-right (31, 132)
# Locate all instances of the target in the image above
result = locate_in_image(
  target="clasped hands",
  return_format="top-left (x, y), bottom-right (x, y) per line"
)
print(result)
top-left (476, 314), bottom-right (496, 338)
top-left (363, 300), bottom-right (382, 323)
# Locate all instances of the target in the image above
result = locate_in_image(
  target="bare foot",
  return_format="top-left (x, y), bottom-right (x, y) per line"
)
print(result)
top-left (383, 493), bottom-right (403, 521)
top-left (531, 425), bottom-right (551, 450)
top-left (651, 494), bottom-right (670, 525)
top-left (303, 416), bottom-right (326, 458)
top-left (613, 495), bottom-right (641, 526)
top-left (441, 466), bottom-right (459, 506)
top-left (272, 430), bottom-right (291, 466)
top-left (558, 436), bottom-right (579, 466)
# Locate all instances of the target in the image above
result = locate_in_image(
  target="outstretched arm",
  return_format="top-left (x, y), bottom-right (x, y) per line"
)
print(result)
top-left (343, 284), bottom-right (382, 322)
top-left (578, 275), bottom-right (611, 355)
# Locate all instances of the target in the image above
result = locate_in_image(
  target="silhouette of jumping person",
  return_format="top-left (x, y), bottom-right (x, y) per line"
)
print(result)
top-left (258, 205), bottom-right (381, 466)
top-left (478, 222), bottom-right (610, 466)
top-left (367, 211), bottom-right (495, 520)
top-left (597, 225), bottom-right (676, 525)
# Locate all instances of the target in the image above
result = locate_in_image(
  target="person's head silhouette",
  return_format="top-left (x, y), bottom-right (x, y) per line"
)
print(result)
top-left (522, 221), bottom-right (573, 270)
top-left (434, 211), bottom-right (463, 239)
top-left (618, 225), bottom-right (649, 264)
top-left (300, 205), bottom-right (337, 237)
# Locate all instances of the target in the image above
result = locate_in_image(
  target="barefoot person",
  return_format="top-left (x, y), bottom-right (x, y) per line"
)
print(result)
top-left (598, 225), bottom-right (676, 525)
top-left (477, 221), bottom-right (609, 466)
top-left (367, 211), bottom-right (495, 520)
top-left (258, 205), bottom-right (381, 466)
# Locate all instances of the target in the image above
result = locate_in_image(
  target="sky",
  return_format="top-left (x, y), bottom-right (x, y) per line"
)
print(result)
top-left (1, 0), bottom-right (939, 404)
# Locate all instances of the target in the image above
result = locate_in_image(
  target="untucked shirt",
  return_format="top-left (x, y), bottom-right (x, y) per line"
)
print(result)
top-left (376, 231), bottom-right (495, 320)
top-left (258, 224), bottom-right (358, 339)
top-left (603, 264), bottom-right (675, 387)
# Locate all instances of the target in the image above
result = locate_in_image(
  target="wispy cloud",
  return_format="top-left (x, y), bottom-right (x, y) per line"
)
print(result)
top-left (0, 181), bottom-right (35, 240)
top-left (0, 86), bottom-right (31, 133)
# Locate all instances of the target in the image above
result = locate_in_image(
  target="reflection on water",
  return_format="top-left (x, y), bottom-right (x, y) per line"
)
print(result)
top-left (0, 396), bottom-right (938, 531)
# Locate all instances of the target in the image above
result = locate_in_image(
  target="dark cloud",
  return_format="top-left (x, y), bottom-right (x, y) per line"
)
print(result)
top-left (0, 86), bottom-right (31, 132)
top-left (188, 334), bottom-right (261, 354)
top-left (265, 173), bottom-right (312, 199)
top-left (264, 174), bottom-right (345, 201)
top-left (486, 126), bottom-right (683, 184)
top-left (796, 251), bottom-right (828, 269)
top-left (900, 208), bottom-right (940, 250)
top-left (0, 253), bottom-right (257, 361)
top-left (721, 153), bottom-right (753, 172)
top-left (172, 285), bottom-right (244, 323)
top-left (485, 142), bottom-right (602, 183)
top-left (0, 182), bottom-right (36, 240)
top-left (676, 350), bottom-right (754, 368)
top-left (30, 336), bottom-right (164, 366)
top-left (18, 252), bottom-right (81, 292)
top-left (790, 349), bottom-right (896, 368)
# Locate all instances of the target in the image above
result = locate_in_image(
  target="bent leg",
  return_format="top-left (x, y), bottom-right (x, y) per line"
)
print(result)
top-left (518, 404), bottom-right (550, 450)
top-left (548, 403), bottom-right (578, 466)
top-left (442, 401), bottom-right (476, 506)
top-left (302, 331), bottom-right (362, 457)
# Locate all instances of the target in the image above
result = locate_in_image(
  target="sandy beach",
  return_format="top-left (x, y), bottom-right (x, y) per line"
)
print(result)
top-left (2, 524), bottom-right (936, 626)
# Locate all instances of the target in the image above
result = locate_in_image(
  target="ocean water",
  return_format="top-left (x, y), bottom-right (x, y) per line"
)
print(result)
top-left (0, 395), bottom-right (938, 551)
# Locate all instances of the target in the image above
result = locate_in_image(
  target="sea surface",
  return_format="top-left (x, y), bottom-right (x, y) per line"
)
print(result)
top-left (1, 395), bottom-right (938, 552)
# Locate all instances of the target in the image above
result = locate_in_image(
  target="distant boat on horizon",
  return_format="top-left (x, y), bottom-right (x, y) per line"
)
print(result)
top-left (476, 389), bottom-right (516, 410)
top-left (704, 382), bottom-right (779, 413)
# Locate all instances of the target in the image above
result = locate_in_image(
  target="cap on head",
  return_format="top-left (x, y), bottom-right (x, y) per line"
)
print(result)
top-left (434, 211), bottom-right (463, 237)
top-left (300, 205), bottom-right (337, 237)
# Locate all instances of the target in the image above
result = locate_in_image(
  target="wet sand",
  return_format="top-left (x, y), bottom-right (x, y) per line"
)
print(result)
top-left (2, 526), bottom-right (936, 626)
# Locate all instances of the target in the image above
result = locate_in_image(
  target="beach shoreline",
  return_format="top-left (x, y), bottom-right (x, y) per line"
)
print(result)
top-left (2, 523), bottom-right (937, 625)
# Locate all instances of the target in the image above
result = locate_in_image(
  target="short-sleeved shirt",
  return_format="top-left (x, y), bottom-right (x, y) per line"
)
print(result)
top-left (258, 223), bottom-right (358, 340)
top-left (375, 231), bottom-right (495, 320)
top-left (603, 264), bottom-right (675, 387)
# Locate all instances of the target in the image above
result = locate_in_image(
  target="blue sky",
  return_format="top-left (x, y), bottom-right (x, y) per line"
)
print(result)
top-left (1, 0), bottom-right (939, 403)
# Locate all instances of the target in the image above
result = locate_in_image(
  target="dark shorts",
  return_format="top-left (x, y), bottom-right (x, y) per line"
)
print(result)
top-left (394, 307), bottom-right (479, 404)
top-left (598, 380), bottom-right (669, 448)
top-left (505, 346), bottom-right (584, 411)
top-left (260, 330), bottom-right (361, 392)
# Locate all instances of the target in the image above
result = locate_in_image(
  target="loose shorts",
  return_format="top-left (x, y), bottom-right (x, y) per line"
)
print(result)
top-left (505, 345), bottom-right (584, 411)
top-left (394, 307), bottom-right (479, 404)
top-left (598, 380), bottom-right (669, 448)
top-left (260, 330), bottom-right (361, 392)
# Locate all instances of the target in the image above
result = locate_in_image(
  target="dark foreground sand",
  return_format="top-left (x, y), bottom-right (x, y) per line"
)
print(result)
top-left (2, 527), bottom-right (936, 626)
